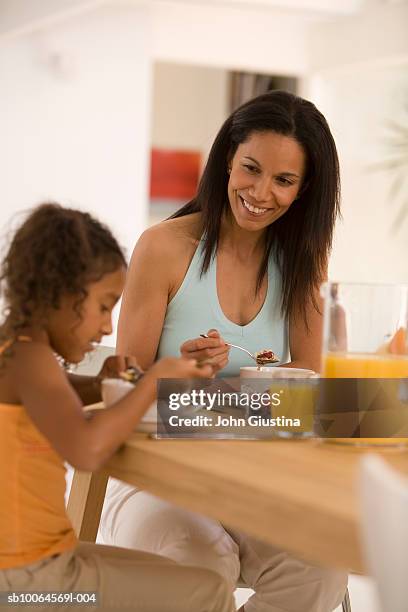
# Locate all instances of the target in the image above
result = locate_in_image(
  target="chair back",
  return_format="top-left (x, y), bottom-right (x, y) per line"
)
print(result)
top-left (359, 454), bottom-right (408, 612)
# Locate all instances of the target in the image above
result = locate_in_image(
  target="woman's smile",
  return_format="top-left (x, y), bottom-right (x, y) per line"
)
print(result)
top-left (239, 195), bottom-right (274, 216)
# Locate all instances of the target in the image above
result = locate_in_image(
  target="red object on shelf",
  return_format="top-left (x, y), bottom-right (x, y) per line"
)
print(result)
top-left (150, 148), bottom-right (201, 199)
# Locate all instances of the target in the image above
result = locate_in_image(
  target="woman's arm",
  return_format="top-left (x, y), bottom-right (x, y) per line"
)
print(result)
top-left (117, 224), bottom-right (229, 373)
top-left (284, 285), bottom-right (325, 373)
top-left (116, 226), bottom-right (173, 370)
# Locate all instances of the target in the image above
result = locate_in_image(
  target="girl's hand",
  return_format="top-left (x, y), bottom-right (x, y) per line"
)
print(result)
top-left (180, 329), bottom-right (230, 375)
top-left (149, 356), bottom-right (213, 380)
top-left (97, 355), bottom-right (143, 380)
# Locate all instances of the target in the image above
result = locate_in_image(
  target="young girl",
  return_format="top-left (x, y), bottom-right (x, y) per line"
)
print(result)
top-left (0, 203), bottom-right (235, 612)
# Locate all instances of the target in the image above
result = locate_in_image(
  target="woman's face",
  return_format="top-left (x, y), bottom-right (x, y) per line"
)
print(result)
top-left (227, 131), bottom-right (306, 232)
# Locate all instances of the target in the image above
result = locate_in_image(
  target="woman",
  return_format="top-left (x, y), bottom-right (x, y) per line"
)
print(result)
top-left (100, 91), bottom-right (348, 611)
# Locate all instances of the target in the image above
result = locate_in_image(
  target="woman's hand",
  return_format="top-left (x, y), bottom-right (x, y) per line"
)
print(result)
top-left (97, 355), bottom-right (143, 380)
top-left (180, 329), bottom-right (230, 375)
top-left (149, 356), bottom-right (213, 380)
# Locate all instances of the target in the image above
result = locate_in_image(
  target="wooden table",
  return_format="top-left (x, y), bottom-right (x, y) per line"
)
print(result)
top-left (67, 434), bottom-right (408, 573)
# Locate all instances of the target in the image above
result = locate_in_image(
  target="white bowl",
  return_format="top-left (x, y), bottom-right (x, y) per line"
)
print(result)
top-left (240, 366), bottom-right (316, 379)
top-left (101, 378), bottom-right (157, 427)
top-left (240, 366), bottom-right (316, 395)
top-left (101, 378), bottom-right (134, 405)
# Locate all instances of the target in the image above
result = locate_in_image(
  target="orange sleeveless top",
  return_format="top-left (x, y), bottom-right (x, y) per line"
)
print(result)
top-left (0, 338), bottom-right (77, 569)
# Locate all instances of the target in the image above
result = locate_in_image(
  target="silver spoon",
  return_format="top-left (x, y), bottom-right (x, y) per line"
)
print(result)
top-left (199, 334), bottom-right (279, 365)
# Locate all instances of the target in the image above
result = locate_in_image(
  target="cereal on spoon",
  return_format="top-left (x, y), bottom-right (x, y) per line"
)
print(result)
top-left (119, 366), bottom-right (143, 384)
top-left (255, 349), bottom-right (279, 366)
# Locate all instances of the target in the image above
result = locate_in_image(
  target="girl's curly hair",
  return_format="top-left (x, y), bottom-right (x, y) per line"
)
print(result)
top-left (0, 203), bottom-right (126, 349)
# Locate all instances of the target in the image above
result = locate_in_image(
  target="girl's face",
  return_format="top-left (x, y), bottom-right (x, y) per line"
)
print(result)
top-left (227, 131), bottom-right (306, 233)
top-left (47, 265), bottom-right (126, 363)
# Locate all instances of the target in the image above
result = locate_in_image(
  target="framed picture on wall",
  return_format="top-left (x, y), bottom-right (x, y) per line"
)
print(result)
top-left (149, 148), bottom-right (201, 222)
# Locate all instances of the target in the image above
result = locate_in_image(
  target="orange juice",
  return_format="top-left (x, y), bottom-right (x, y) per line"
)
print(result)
top-left (321, 352), bottom-right (408, 446)
top-left (323, 352), bottom-right (408, 379)
top-left (270, 381), bottom-right (316, 437)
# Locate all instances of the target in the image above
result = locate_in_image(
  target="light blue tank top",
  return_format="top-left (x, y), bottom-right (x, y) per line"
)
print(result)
top-left (156, 241), bottom-right (289, 377)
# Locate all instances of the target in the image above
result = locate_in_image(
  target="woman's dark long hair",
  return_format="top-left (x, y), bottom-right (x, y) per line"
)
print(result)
top-left (170, 90), bottom-right (340, 324)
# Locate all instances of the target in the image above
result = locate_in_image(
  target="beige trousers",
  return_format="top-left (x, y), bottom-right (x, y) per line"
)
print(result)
top-left (0, 542), bottom-right (235, 612)
top-left (100, 481), bottom-right (348, 612)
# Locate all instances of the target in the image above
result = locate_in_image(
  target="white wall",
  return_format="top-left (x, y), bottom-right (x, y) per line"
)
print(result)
top-left (151, 62), bottom-right (229, 152)
top-left (308, 65), bottom-right (408, 283)
top-left (309, 1), bottom-right (408, 71)
top-left (0, 0), bottom-right (105, 38)
top-left (0, 3), bottom-right (152, 346)
top-left (151, 2), bottom-right (313, 76)
top-left (307, 2), bottom-right (408, 283)
top-left (0, 3), bottom-right (152, 260)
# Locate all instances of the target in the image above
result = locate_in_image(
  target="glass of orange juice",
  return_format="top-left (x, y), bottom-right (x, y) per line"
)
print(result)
top-left (317, 282), bottom-right (408, 446)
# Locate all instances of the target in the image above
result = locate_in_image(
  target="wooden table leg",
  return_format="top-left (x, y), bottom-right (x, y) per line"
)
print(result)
top-left (67, 470), bottom-right (109, 542)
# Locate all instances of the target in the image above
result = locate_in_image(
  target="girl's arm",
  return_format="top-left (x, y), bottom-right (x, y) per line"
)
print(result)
top-left (12, 341), bottom-right (210, 472)
top-left (66, 373), bottom-right (101, 405)
top-left (67, 355), bottom-right (142, 405)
